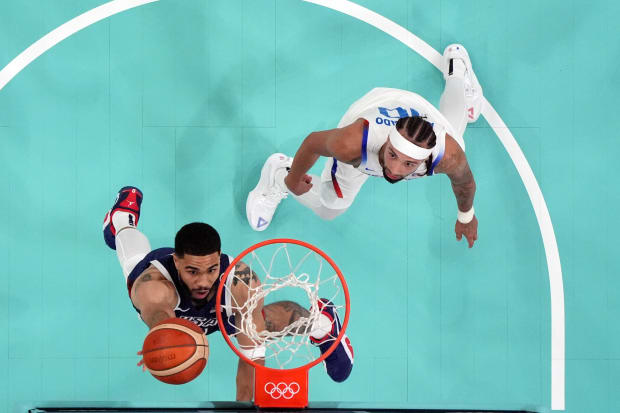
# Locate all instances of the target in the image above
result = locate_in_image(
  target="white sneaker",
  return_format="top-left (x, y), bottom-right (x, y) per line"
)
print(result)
top-left (246, 153), bottom-right (293, 231)
top-left (442, 44), bottom-right (484, 123)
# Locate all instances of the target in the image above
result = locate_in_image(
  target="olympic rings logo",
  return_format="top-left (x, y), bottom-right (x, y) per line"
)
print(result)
top-left (264, 381), bottom-right (300, 399)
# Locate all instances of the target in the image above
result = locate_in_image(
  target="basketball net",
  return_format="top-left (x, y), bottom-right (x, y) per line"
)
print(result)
top-left (216, 239), bottom-right (350, 408)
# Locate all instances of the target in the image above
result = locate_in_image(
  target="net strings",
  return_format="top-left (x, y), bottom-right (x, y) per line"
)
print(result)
top-left (225, 244), bottom-right (344, 368)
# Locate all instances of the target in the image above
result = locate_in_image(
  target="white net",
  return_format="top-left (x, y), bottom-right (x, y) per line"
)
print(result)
top-left (220, 241), bottom-right (347, 369)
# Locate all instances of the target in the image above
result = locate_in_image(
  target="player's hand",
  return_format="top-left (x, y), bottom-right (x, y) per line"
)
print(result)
top-left (137, 350), bottom-right (146, 372)
top-left (284, 173), bottom-right (313, 196)
top-left (455, 215), bottom-right (478, 248)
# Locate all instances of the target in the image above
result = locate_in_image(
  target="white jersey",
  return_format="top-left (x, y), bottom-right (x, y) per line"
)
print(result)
top-left (337, 88), bottom-right (463, 179)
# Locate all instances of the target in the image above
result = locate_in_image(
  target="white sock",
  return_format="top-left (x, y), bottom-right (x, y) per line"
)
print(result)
top-left (310, 313), bottom-right (333, 339)
top-left (115, 227), bottom-right (151, 280)
top-left (112, 211), bottom-right (137, 233)
top-left (440, 66), bottom-right (468, 139)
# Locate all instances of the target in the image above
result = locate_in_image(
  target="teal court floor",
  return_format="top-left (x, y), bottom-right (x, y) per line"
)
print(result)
top-left (0, 1), bottom-right (618, 413)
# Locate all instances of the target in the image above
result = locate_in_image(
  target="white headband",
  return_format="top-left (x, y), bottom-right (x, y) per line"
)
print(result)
top-left (388, 125), bottom-right (435, 159)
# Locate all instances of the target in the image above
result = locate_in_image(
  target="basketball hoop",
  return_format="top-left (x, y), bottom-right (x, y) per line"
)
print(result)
top-left (216, 239), bottom-right (350, 408)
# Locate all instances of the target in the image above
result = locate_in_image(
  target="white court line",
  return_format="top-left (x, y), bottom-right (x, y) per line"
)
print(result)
top-left (0, 0), bottom-right (565, 410)
top-left (0, 0), bottom-right (158, 92)
top-left (302, 0), bottom-right (565, 410)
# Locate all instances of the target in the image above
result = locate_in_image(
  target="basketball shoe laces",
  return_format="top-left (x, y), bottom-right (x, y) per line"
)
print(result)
top-left (460, 63), bottom-right (476, 100)
top-left (262, 185), bottom-right (288, 208)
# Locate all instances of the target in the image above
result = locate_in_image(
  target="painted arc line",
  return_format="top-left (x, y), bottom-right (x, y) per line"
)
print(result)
top-left (0, 0), bottom-right (158, 92)
top-left (0, 0), bottom-right (565, 410)
top-left (301, 0), bottom-right (566, 410)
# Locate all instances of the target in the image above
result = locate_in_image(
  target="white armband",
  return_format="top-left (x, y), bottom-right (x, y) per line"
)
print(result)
top-left (239, 345), bottom-right (266, 360)
top-left (457, 207), bottom-right (475, 224)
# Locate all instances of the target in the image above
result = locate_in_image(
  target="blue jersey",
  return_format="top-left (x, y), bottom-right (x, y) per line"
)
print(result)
top-left (126, 248), bottom-right (236, 335)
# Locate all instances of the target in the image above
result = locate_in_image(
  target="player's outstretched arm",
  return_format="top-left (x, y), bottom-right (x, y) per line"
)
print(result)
top-left (285, 118), bottom-right (366, 195)
top-left (434, 135), bottom-right (478, 248)
top-left (230, 261), bottom-right (266, 401)
top-left (130, 266), bottom-right (179, 328)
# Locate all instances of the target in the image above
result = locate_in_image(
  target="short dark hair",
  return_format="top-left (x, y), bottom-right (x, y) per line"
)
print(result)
top-left (174, 222), bottom-right (221, 257)
top-left (395, 116), bottom-right (436, 148)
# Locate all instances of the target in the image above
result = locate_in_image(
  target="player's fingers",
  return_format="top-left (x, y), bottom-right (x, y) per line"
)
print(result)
top-left (465, 230), bottom-right (476, 248)
top-left (304, 174), bottom-right (313, 183)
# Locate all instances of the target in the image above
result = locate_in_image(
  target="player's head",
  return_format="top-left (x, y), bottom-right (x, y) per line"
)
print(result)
top-left (173, 222), bottom-right (222, 302)
top-left (382, 116), bottom-right (436, 184)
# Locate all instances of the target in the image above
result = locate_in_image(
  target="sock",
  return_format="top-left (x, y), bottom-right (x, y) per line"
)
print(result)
top-left (310, 313), bottom-right (333, 339)
top-left (440, 69), bottom-right (468, 140)
top-left (115, 227), bottom-right (151, 280)
top-left (112, 211), bottom-right (137, 233)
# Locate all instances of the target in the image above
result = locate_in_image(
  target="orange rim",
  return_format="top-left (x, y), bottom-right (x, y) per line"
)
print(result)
top-left (215, 238), bottom-right (350, 374)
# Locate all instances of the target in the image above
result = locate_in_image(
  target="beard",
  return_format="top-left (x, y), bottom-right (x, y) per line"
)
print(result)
top-left (180, 281), bottom-right (211, 305)
top-left (383, 168), bottom-right (404, 184)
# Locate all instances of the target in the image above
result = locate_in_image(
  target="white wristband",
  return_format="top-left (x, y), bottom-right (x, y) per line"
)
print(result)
top-left (239, 345), bottom-right (266, 360)
top-left (457, 207), bottom-right (475, 224)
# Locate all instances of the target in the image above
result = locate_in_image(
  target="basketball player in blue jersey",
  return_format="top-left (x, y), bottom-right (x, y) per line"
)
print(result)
top-left (102, 187), bottom-right (354, 400)
top-left (246, 44), bottom-right (481, 248)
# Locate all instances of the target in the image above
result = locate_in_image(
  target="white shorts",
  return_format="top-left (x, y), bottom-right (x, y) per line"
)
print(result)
top-left (317, 158), bottom-right (368, 210)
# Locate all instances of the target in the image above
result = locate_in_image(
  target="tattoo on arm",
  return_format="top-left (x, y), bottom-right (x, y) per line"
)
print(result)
top-left (434, 137), bottom-right (476, 213)
top-left (263, 301), bottom-right (311, 334)
top-left (143, 308), bottom-right (173, 329)
top-left (132, 271), bottom-right (155, 295)
top-left (139, 273), bottom-right (153, 282)
top-left (131, 268), bottom-right (176, 326)
top-left (443, 152), bottom-right (476, 212)
top-left (280, 301), bottom-right (309, 325)
top-left (450, 164), bottom-right (476, 211)
top-left (232, 263), bottom-right (259, 287)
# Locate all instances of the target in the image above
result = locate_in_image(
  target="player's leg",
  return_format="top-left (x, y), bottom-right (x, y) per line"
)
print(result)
top-left (246, 154), bottom-right (363, 230)
top-left (263, 299), bottom-right (354, 382)
top-left (103, 186), bottom-right (150, 279)
top-left (310, 157), bottom-right (368, 219)
top-left (289, 177), bottom-right (348, 221)
top-left (439, 44), bottom-right (484, 144)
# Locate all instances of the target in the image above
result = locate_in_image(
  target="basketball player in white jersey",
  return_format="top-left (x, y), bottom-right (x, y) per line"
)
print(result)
top-left (246, 44), bottom-right (482, 248)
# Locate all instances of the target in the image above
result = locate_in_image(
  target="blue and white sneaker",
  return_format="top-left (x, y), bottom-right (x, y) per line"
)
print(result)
top-left (310, 298), bottom-right (354, 383)
top-left (102, 186), bottom-right (143, 250)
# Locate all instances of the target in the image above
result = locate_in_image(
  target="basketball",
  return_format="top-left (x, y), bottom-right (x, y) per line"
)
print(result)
top-left (141, 317), bottom-right (209, 385)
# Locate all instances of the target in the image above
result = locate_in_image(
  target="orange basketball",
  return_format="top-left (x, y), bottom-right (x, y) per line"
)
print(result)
top-left (142, 317), bottom-right (209, 385)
